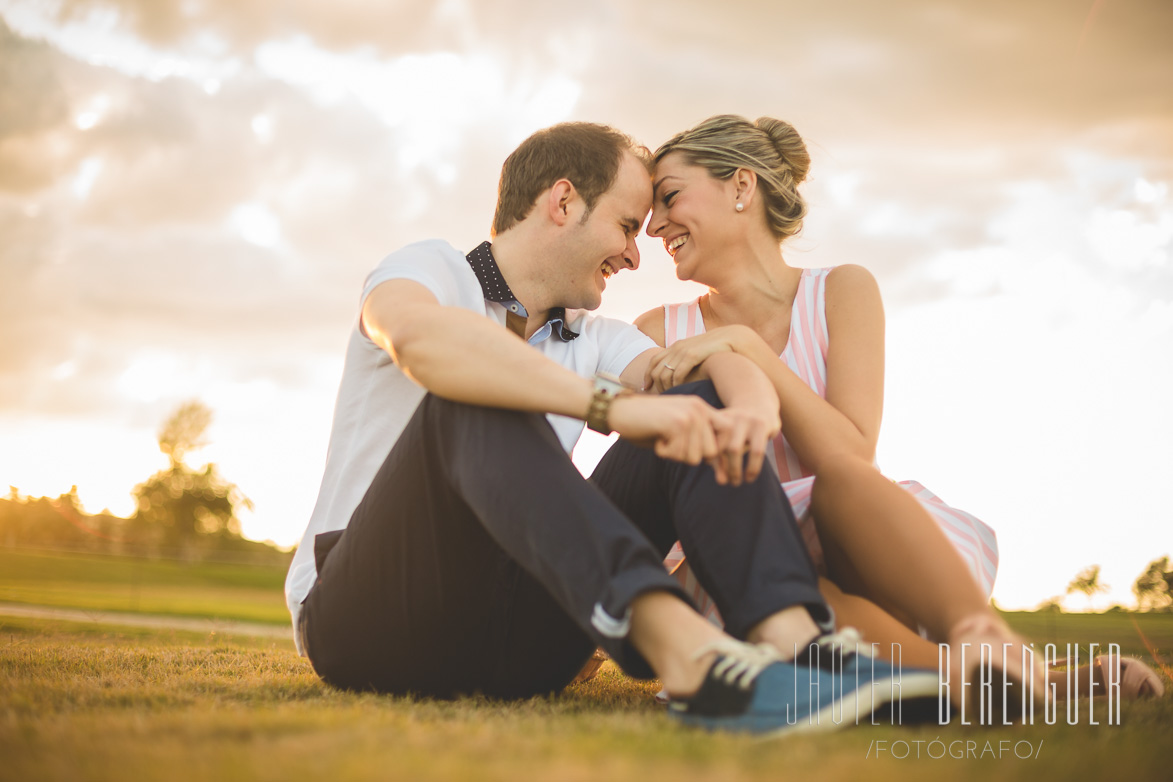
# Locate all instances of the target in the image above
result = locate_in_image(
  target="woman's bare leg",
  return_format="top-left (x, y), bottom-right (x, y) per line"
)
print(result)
top-left (810, 455), bottom-right (987, 640)
top-left (818, 580), bottom-right (1131, 700)
top-left (818, 577), bottom-right (941, 669)
top-left (808, 455), bottom-right (1043, 709)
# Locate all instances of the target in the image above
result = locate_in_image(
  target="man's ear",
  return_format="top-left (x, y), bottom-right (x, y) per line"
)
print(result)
top-left (733, 168), bottom-right (758, 208)
top-left (547, 179), bottom-right (577, 226)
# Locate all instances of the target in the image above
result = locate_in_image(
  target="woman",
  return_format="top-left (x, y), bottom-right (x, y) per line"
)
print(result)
top-left (635, 114), bottom-right (1163, 701)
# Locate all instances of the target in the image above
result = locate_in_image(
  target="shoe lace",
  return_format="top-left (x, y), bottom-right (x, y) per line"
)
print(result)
top-left (798, 627), bottom-right (865, 670)
top-left (691, 639), bottom-right (782, 690)
top-left (813, 627), bottom-right (864, 657)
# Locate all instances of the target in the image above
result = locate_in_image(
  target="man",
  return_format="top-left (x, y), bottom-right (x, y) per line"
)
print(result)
top-left (286, 122), bottom-right (913, 735)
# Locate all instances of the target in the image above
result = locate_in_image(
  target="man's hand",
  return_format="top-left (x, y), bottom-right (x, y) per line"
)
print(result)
top-left (607, 393), bottom-right (779, 486)
top-left (608, 394), bottom-right (723, 470)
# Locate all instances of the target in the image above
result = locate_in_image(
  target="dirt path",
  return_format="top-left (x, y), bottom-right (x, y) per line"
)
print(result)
top-left (0, 601), bottom-right (290, 638)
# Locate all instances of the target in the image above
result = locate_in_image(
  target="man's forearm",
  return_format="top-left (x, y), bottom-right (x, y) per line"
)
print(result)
top-left (368, 301), bottom-right (593, 419)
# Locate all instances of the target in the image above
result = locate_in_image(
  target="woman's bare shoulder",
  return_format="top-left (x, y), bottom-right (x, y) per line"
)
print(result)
top-left (633, 306), bottom-right (667, 347)
top-left (825, 263), bottom-right (877, 288)
top-left (824, 264), bottom-right (882, 307)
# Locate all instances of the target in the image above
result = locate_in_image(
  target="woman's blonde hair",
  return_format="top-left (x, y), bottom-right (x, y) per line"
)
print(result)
top-left (654, 115), bottom-right (810, 242)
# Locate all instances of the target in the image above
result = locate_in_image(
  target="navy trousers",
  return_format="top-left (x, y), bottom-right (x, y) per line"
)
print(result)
top-left (301, 381), bottom-right (829, 699)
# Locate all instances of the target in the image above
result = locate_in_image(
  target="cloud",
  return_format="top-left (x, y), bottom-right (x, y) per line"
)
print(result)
top-left (0, 20), bottom-right (73, 191)
top-left (0, 20), bottom-right (68, 136)
top-left (47, 0), bottom-right (609, 60)
top-left (0, 13), bottom-right (590, 430)
top-left (5, 0), bottom-right (1169, 416)
top-left (1, 0), bottom-right (1171, 570)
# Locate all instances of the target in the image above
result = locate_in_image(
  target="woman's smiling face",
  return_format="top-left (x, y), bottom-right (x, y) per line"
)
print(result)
top-left (646, 151), bottom-right (740, 282)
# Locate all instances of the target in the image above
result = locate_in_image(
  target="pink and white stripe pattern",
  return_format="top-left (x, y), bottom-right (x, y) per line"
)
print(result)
top-left (661, 267), bottom-right (999, 626)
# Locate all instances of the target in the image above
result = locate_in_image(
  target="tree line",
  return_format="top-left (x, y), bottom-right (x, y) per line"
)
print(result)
top-left (1, 401), bottom-right (288, 565)
top-left (1058, 562), bottom-right (1173, 612)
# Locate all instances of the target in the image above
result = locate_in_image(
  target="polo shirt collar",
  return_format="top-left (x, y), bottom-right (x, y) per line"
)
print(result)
top-left (466, 241), bottom-right (579, 341)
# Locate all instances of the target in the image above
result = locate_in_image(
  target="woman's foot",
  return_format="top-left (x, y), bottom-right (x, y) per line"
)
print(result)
top-left (1094, 654), bottom-right (1165, 699)
top-left (946, 611), bottom-right (1045, 719)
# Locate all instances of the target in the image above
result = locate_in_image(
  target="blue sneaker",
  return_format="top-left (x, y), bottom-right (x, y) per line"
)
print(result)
top-left (794, 628), bottom-right (941, 725)
top-left (666, 638), bottom-right (884, 736)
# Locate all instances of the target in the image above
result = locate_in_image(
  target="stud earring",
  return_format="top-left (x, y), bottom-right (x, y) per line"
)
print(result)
top-left (735, 202), bottom-right (744, 212)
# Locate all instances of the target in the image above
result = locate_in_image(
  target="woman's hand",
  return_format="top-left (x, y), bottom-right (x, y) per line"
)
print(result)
top-left (644, 326), bottom-right (755, 392)
top-left (709, 403), bottom-right (782, 486)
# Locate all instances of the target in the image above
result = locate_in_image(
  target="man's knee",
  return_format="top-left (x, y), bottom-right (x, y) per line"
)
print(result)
top-left (419, 392), bottom-right (520, 423)
top-left (418, 393), bottom-right (551, 437)
top-left (662, 379), bottom-right (723, 408)
top-left (412, 393), bottom-right (568, 472)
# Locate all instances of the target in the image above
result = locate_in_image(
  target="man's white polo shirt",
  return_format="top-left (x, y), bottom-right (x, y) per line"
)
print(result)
top-left (284, 239), bottom-right (655, 653)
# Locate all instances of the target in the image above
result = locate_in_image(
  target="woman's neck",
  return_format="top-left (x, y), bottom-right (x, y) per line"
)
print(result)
top-left (702, 234), bottom-right (801, 341)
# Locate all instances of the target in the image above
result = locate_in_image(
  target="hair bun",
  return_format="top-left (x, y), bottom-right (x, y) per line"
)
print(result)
top-left (755, 117), bottom-right (810, 185)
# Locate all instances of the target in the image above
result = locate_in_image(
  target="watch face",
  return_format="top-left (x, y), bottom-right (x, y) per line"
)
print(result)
top-left (594, 372), bottom-right (625, 397)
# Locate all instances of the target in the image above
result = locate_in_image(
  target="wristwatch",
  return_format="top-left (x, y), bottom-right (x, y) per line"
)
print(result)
top-left (586, 372), bottom-right (628, 434)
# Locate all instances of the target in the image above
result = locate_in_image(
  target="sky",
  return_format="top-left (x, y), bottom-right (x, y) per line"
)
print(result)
top-left (0, 0), bottom-right (1170, 610)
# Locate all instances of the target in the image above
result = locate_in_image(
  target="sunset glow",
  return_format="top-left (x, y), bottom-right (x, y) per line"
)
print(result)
top-left (1, 0), bottom-right (1169, 609)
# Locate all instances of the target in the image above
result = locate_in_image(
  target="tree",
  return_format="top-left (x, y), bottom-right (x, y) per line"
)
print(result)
top-left (157, 400), bottom-right (212, 465)
top-left (1133, 556), bottom-right (1173, 611)
top-left (1066, 564), bottom-right (1108, 611)
top-left (132, 401), bottom-right (252, 558)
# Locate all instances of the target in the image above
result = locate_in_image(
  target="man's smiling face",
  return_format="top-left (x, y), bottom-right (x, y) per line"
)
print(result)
top-left (557, 152), bottom-right (652, 310)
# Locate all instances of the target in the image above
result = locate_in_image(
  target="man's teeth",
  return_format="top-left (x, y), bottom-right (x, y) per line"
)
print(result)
top-left (667, 235), bottom-right (689, 255)
top-left (601, 263), bottom-right (613, 278)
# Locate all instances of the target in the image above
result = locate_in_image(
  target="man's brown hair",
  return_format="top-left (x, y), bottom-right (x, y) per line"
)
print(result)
top-left (491, 122), bottom-right (650, 236)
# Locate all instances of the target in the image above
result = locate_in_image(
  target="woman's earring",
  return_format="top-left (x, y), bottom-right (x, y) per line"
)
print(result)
top-left (735, 202), bottom-right (744, 212)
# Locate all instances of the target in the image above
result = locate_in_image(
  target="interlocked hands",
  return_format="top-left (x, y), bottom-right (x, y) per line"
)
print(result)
top-left (609, 391), bottom-right (779, 486)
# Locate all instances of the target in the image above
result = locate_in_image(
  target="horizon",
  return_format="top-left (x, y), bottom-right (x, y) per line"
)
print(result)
top-left (1, 0), bottom-right (1170, 610)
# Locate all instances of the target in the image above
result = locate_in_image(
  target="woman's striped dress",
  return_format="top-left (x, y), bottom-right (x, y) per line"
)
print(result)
top-left (660, 267), bottom-right (999, 631)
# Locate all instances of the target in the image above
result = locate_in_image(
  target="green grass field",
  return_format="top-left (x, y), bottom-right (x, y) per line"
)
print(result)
top-left (2, 549), bottom-right (1171, 781)
top-left (0, 549), bottom-right (289, 624)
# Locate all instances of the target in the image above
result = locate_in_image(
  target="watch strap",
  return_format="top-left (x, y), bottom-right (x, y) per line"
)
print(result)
top-left (586, 373), bottom-right (627, 434)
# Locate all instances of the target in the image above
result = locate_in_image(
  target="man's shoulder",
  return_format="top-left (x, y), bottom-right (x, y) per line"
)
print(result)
top-left (562, 308), bottom-right (631, 334)
top-left (375, 238), bottom-right (468, 269)
top-left (563, 309), bottom-right (654, 349)
top-left (356, 239), bottom-right (485, 317)
top-left (364, 239), bottom-right (479, 299)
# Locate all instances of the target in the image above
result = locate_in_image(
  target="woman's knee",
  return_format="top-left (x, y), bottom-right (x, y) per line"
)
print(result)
top-left (809, 453), bottom-right (876, 509)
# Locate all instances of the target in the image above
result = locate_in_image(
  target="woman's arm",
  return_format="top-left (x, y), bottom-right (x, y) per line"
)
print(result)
top-left (736, 264), bottom-right (884, 470)
top-left (634, 307), bottom-right (781, 485)
top-left (822, 264), bottom-right (885, 456)
top-left (635, 306), bottom-right (755, 390)
top-left (636, 266), bottom-right (885, 472)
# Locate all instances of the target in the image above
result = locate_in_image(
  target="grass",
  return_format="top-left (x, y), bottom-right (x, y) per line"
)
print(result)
top-left (1002, 610), bottom-right (1173, 662)
top-left (3, 613), bottom-right (1172, 782)
top-left (0, 549), bottom-right (289, 624)
top-left (2, 549), bottom-right (1171, 781)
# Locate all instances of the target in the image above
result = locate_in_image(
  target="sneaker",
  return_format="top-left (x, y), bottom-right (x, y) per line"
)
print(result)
top-left (667, 638), bottom-right (883, 736)
top-left (796, 628), bottom-right (941, 725)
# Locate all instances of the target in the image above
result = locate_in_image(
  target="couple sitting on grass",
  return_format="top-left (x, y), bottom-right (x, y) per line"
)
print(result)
top-left (285, 116), bottom-right (1163, 738)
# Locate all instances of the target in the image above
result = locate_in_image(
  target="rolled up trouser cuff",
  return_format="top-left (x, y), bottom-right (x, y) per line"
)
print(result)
top-left (592, 570), bottom-right (696, 680)
top-left (720, 577), bottom-right (835, 644)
